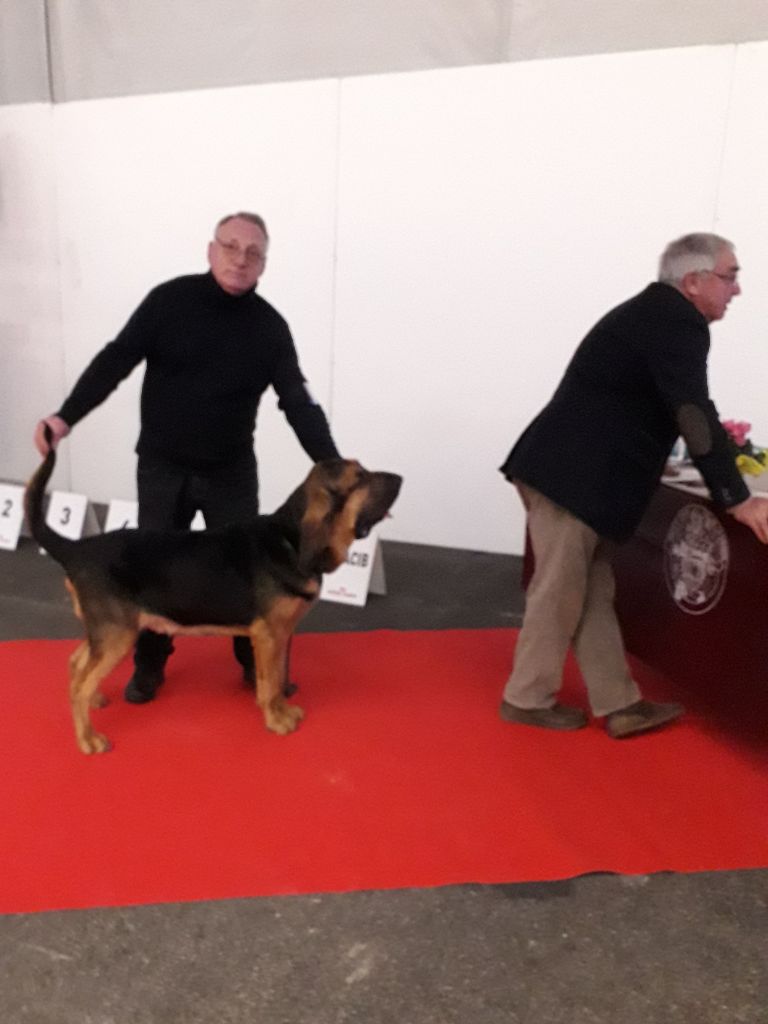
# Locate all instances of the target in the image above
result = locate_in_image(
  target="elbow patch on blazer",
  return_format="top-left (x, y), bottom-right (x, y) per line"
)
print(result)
top-left (677, 404), bottom-right (712, 457)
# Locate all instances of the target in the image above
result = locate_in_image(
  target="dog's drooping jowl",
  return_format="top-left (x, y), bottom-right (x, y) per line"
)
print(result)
top-left (25, 442), bottom-right (402, 754)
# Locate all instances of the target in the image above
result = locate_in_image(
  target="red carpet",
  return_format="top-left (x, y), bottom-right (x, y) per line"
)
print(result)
top-left (2, 629), bottom-right (767, 914)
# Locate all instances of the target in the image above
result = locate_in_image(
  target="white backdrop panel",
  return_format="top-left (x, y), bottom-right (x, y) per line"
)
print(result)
top-left (333, 47), bottom-right (733, 554)
top-left (707, 41), bottom-right (768, 447)
top-left (0, 104), bottom-right (68, 488)
top-left (53, 79), bottom-right (340, 512)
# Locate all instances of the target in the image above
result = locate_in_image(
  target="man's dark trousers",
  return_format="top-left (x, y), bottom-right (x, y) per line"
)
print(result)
top-left (128, 452), bottom-right (259, 699)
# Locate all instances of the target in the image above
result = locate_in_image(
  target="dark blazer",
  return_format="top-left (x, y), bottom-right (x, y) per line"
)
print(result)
top-left (500, 282), bottom-right (748, 541)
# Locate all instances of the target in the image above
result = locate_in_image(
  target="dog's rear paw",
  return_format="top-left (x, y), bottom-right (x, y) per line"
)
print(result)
top-left (265, 703), bottom-right (305, 735)
top-left (78, 731), bottom-right (111, 755)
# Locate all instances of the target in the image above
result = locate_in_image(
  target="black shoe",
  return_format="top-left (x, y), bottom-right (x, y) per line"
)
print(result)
top-left (124, 669), bottom-right (165, 704)
top-left (499, 700), bottom-right (587, 731)
top-left (605, 699), bottom-right (684, 738)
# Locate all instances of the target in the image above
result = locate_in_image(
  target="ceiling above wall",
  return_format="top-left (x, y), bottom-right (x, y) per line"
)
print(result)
top-left (3, 0), bottom-right (768, 106)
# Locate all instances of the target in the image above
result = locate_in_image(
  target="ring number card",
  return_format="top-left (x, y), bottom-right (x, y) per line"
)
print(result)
top-left (105, 502), bottom-right (206, 531)
top-left (320, 532), bottom-right (387, 607)
top-left (104, 501), bottom-right (205, 532)
top-left (0, 484), bottom-right (25, 551)
top-left (104, 499), bottom-right (139, 532)
top-left (45, 491), bottom-right (100, 543)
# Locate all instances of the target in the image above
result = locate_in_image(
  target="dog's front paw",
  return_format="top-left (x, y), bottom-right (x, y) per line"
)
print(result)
top-left (265, 702), bottom-right (305, 735)
top-left (78, 731), bottom-right (111, 755)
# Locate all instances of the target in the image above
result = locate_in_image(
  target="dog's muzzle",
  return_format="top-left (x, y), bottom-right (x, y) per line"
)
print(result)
top-left (354, 472), bottom-right (403, 539)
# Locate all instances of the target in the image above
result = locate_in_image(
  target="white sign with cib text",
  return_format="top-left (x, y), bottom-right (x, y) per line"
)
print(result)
top-left (0, 483), bottom-right (25, 550)
top-left (320, 532), bottom-right (387, 606)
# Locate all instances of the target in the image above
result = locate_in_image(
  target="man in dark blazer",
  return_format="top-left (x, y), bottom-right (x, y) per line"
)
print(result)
top-left (499, 232), bottom-right (768, 738)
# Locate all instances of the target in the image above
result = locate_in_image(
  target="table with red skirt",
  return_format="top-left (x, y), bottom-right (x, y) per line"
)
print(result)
top-left (522, 473), bottom-right (768, 699)
top-left (611, 475), bottom-right (768, 699)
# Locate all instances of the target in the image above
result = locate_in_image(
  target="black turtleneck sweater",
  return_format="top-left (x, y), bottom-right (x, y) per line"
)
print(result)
top-left (57, 273), bottom-right (339, 471)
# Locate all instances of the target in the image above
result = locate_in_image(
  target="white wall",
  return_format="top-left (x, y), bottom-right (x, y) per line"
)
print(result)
top-left (3, 41), bottom-right (768, 555)
top-left (333, 46), bottom-right (733, 551)
top-left (705, 42), bottom-right (768, 442)
top-left (0, 103), bottom-right (70, 490)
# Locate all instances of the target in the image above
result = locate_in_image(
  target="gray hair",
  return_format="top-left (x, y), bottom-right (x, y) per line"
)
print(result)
top-left (658, 232), bottom-right (733, 285)
top-left (216, 211), bottom-right (269, 240)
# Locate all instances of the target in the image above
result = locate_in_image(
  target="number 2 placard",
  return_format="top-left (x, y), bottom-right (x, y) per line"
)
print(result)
top-left (0, 484), bottom-right (25, 551)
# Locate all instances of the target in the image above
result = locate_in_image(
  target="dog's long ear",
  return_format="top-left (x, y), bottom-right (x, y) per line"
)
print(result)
top-left (292, 460), bottom-right (363, 575)
top-left (296, 480), bottom-right (337, 574)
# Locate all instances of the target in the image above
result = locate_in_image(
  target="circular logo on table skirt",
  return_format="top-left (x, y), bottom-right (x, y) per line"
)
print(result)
top-left (663, 503), bottom-right (729, 615)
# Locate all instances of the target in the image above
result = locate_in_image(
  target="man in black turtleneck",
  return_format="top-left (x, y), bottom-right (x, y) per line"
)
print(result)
top-left (34, 211), bottom-right (340, 703)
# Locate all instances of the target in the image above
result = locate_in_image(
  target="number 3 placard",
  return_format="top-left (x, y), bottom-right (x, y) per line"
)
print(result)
top-left (45, 491), bottom-right (91, 541)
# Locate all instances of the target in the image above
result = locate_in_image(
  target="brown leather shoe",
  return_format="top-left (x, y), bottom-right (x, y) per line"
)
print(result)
top-left (605, 699), bottom-right (684, 739)
top-left (499, 701), bottom-right (587, 731)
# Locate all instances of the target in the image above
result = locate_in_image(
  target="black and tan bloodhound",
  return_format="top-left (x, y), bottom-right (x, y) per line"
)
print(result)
top-left (25, 438), bottom-right (402, 754)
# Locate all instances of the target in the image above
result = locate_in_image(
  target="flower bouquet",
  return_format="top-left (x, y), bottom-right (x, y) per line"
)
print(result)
top-left (721, 419), bottom-right (768, 477)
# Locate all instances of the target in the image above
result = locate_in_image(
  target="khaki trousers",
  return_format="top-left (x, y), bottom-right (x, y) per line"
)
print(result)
top-left (503, 483), bottom-right (640, 717)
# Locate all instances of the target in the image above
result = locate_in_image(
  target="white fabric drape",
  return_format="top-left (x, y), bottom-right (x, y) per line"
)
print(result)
top-left (3, 0), bottom-right (768, 106)
top-left (45, 0), bottom-right (504, 102)
top-left (0, 0), bottom-right (50, 103)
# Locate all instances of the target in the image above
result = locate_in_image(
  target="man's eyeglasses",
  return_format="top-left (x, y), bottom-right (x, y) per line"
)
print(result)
top-left (214, 235), bottom-right (267, 266)
top-left (700, 269), bottom-right (739, 284)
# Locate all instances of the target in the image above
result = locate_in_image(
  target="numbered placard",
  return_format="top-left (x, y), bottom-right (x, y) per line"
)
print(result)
top-left (0, 483), bottom-right (25, 551)
top-left (104, 498), bottom-right (139, 532)
top-left (104, 501), bottom-right (206, 531)
top-left (320, 533), bottom-right (387, 607)
top-left (45, 491), bottom-right (100, 542)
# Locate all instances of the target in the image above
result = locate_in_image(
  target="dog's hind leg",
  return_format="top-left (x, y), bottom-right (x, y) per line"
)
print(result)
top-left (70, 627), bottom-right (136, 754)
top-left (64, 578), bottom-right (83, 620)
top-left (250, 621), bottom-right (304, 736)
top-left (67, 583), bottom-right (110, 709)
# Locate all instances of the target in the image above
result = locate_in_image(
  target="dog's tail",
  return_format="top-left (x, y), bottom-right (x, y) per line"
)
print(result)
top-left (24, 426), bottom-right (73, 566)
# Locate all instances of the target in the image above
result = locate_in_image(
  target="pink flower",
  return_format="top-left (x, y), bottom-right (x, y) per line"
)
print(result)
top-left (722, 419), bottom-right (751, 447)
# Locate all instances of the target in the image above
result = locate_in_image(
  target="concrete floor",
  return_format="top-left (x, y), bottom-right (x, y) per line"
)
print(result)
top-left (1, 538), bottom-right (766, 1023)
